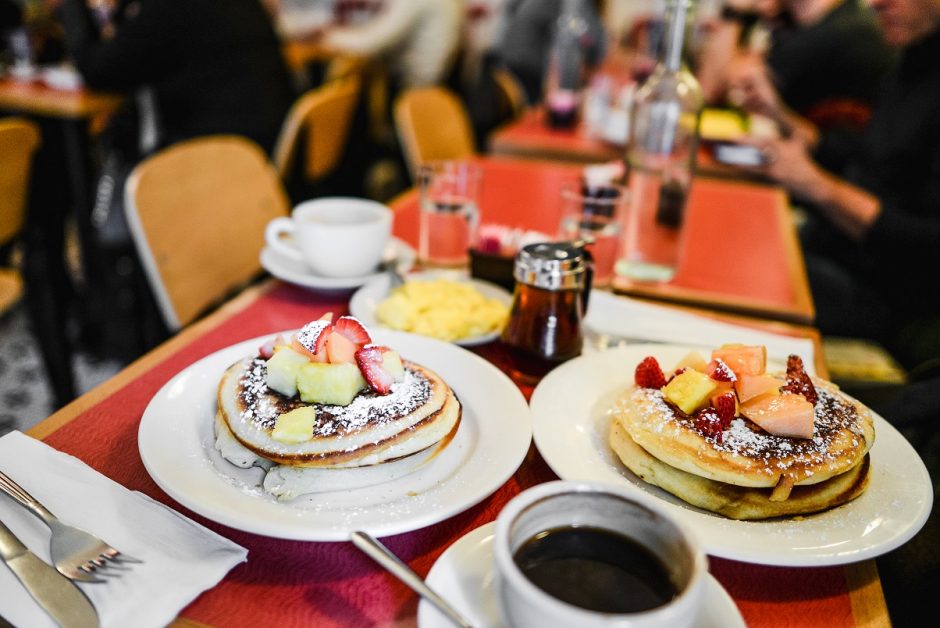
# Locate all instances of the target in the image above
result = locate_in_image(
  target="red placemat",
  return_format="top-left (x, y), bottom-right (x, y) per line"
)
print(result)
top-left (39, 283), bottom-right (854, 627)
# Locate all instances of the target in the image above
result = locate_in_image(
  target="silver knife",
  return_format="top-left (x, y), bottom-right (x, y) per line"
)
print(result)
top-left (0, 519), bottom-right (98, 628)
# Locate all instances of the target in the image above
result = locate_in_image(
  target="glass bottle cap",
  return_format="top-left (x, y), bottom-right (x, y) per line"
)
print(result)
top-left (513, 242), bottom-right (587, 290)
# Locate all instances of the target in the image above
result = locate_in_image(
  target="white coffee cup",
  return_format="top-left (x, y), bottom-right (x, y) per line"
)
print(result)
top-left (493, 480), bottom-right (707, 628)
top-left (265, 197), bottom-right (393, 277)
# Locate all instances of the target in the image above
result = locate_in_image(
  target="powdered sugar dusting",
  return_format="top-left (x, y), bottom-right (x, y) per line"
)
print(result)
top-left (238, 357), bottom-right (431, 437)
top-left (295, 320), bottom-right (331, 352)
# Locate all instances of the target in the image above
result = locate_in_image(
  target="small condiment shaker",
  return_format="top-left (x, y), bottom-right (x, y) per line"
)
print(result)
top-left (500, 242), bottom-right (592, 383)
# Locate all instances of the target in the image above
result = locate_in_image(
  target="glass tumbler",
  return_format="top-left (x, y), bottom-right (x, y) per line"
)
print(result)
top-left (418, 161), bottom-right (482, 267)
top-left (557, 181), bottom-right (627, 287)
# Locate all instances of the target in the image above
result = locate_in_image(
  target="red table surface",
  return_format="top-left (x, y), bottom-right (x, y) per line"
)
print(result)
top-left (393, 156), bottom-right (813, 323)
top-left (36, 283), bottom-right (861, 627)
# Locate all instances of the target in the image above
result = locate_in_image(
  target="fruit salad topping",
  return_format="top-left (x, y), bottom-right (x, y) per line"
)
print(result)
top-left (633, 345), bottom-right (818, 440)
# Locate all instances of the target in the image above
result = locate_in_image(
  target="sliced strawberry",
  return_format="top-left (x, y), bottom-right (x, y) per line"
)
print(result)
top-left (706, 358), bottom-right (737, 383)
top-left (294, 320), bottom-right (332, 362)
top-left (693, 408), bottom-right (724, 442)
top-left (355, 344), bottom-right (395, 394)
top-left (326, 330), bottom-right (358, 364)
top-left (333, 315), bottom-right (372, 347)
top-left (712, 391), bottom-right (737, 428)
top-left (259, 338), bottom-right (278, 359)
top-left (782, 354), bottom-right (817, 405)
top-left (635, 356), bottom-right (667, 389)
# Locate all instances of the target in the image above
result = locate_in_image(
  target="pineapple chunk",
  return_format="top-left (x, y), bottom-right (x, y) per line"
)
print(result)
top-left (272, 407), bottom-right (317, 444)
top-left (382, 350), bottom-right (405, 382)
top-left (297, 362), bottom-right (366, 406)
top-left (265, 347), bottom-right (310, 397)
top-left (662, 369), bottom-right (719, 415)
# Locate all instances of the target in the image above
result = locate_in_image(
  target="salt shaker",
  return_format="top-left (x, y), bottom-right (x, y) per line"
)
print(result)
top-left (500, 242), bottom-right (591, 383)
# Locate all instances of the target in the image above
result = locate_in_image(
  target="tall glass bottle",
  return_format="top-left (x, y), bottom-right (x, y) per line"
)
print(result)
top-left (617, 0), bottom-right (703, 283)
top-left (544, 0), bottom-right (589, 129)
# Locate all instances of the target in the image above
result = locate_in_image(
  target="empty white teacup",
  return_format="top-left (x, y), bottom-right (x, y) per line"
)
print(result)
top-left (493, 480), bottom-right (707, 628)
top-left (265, 197), bottom-right (393, 278)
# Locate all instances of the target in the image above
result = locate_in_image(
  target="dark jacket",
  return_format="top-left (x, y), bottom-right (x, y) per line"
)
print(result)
top-left (59, 0), bottom-right (295, 153)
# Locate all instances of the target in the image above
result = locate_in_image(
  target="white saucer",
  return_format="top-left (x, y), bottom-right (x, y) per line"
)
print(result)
top-left (260, 237), bottom-right (415, 290)
top-left (417, 522), bottom-right (746, 628)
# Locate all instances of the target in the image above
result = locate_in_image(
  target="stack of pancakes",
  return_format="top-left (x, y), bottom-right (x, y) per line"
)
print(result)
top-left (215, 355), bottom-right (461, 500)
top-left (610, 376), bottom-right (875, 520)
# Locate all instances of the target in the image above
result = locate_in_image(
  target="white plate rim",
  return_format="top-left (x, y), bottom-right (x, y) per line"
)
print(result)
top-left (349, 271), bottom-right (512, 346)
top-left (417, 521), bottom-right (746, 628)
top-left (529, 344), bottom-right (934, 567)
top-left (260, 237), bottom-right (416, 290)
top-left (137, 329), bottom-right (532, 541)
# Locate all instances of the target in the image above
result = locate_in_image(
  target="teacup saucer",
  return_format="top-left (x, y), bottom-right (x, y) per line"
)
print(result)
top-left (260, 237), bottom-right (415, 290)
top-left (417, 522), bottom-right (746, 628)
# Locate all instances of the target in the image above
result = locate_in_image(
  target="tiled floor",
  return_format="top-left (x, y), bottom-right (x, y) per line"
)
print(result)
top-left (0, 304), bottom-right (122, 436)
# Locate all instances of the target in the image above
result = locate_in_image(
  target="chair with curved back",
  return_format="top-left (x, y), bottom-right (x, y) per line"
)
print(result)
top-left (0, 117), bottom-right (41, 314)
top-left (272, 74), bottom-right (362, 188)
top-left (491, 66), bottom-right (528, 121)
top-left (393, 85), bottom-right (476, 179)
top-left (124, 135), bottom-right (290, 331)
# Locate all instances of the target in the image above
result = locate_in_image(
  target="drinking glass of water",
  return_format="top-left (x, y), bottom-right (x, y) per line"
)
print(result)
top-left (557, 181), bottom-right (627, 287)
top-left (418, 161), bottom-right (482, 267)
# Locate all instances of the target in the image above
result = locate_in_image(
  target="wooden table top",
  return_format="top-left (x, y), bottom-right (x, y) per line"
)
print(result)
top-left (392, 156), bottom-right (814, 324)
top-left (0, 77), bottom-right (122, 119)
top-left (25, 279), bottom-right (889, 627)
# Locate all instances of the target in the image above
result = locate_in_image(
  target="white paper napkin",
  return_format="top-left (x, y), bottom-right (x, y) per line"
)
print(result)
top-left (0, 431), bottom-right (247, 628)
top-left (584, 291), bottom-right (816, 373)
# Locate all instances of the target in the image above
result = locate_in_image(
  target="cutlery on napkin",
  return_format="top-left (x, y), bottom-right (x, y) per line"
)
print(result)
top-left (0, 431), bottom-right (248, 628)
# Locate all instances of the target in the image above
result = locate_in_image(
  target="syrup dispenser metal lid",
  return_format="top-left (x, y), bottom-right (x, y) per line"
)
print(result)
top-left (513, 241), bottom-right (587, 290)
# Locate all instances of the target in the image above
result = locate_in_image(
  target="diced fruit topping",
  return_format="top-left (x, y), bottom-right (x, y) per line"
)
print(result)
top-left (674, 351), bottom-right (708, 373)
top-left (662, 369), bottom-right (719, 415)
top-left (333, 316), bottom-right (372, 346)
top-left (297, 362), bottom-right (367, 406)
top-left (712, 391), bottom-right (737, 427)
top-left (635, 356), bottom-right (667, 389)
top-left (355, 345), bottom-right (402, 394)
top-left (693, 408), bottom-right (725, 442)
top-left (782, 354), bottom-right (818, 405)
top-left (326, 330), bottom-right (358, 364)
top-left (711, 344), bottom-right (767, 378)
top-left (271, 407), bottom-right (317, 444)
top-left (706, 358), bottom-right (737, 382)
top-left (740, 393), bottom-right (815, 439)
top-left (259, 334), bottom-right (289, 359)
top-left (294, 320), bottom-right (332, 361)
top-left (265, 347), bottom-right (310, 397)
top-left (734, 373), bottom-right (783, 404)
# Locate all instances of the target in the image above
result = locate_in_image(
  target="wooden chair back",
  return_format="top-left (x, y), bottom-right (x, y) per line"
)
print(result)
top-left (491, 67), bottom-right (528, 120)
top-left (393, 86), bottom-right (476, 179)
top-left (0, 117), bottom-right (41, 313)
top-left (272, 74), bottom-right (361, 183)
top-left (0, 117), bottom-right (41, 245)
top-left (125, 135), bottom-right (290, 331)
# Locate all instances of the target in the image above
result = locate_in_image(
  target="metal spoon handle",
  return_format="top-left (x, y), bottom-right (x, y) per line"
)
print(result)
top-left (351, 531), bottom-right (472, 628)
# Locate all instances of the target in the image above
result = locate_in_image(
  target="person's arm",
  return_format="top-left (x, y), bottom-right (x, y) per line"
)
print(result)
top-left (59, 0), bottom-right (180, 90)
top-left (321, 0), bottom-right (423, 57)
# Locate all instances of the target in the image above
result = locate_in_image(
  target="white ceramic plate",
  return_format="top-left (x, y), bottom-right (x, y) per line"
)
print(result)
top-left (417, 522), bottom-right (746, 628)
top-left (349, 271), bottom-right (512, 346)
top-left (530, 345), bottom-right (933, 567)
top-left (260, 237), bottom-right (416, 291)
top-left (137, 330), bottom-right (532, 541)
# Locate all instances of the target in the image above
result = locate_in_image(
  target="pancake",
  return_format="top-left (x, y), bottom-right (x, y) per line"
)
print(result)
top-left (609, 420), bottom-right (871, 520)
top-left (613, 376), bottom-right (875, 489)
top-left (217, 356), bottom-right (461, 469)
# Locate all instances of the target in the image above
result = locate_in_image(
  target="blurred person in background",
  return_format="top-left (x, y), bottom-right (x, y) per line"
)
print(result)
top-left (697, 0), bottom-right (893, 170)
top-left (496, 0), bottom-right (608, 104)
top-left (741, 0), bottom-right (940, 371)
top-left (57, 0), bottom-right (295, 154)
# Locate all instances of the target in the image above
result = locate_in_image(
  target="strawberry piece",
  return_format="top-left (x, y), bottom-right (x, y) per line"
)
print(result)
top-left (706, 358), bottom-right (737, 383)
top-left (259, 338), bottom-right (277, 359)
top-left (333, 315), bottom-right (372, 347)
top-left (693, 408), bottom-right (724, 442)
top-left (294, 320), bottom-right (332, 361)
top-left (355, 344), bottom-right (395, 394)
top-left (712, 391), bottom-right (737, 428)
top-left (635, 356), bottom-right (667, 389)
top-left (782, 354), bottom-right (817, 405)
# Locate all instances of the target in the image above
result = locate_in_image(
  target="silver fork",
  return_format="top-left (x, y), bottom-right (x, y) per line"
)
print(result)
top-left (0, 469), bottom-right (139, 583)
